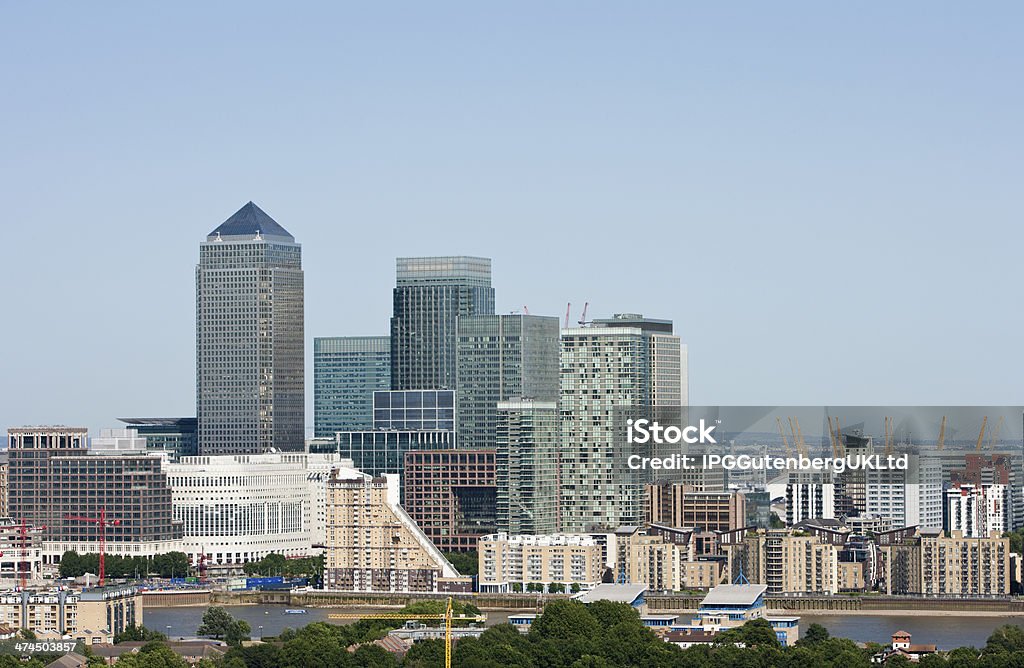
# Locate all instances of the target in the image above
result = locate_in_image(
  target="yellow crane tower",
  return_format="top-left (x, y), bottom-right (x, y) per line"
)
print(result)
top-left (327, 597), bottom-right (485, 668)
top-left (976, 416), bottom-right (988, 452)
top-left (937, 415), bottom-right (947, 451)
top-left (777, 417), bottom-right (793, 456)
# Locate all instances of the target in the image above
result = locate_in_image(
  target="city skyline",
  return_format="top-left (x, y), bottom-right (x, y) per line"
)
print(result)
top-left (3, 4), bottom-right (1023, 436)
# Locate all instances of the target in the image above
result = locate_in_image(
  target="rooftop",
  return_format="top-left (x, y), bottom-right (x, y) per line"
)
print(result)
top-left (573, 583), bottom-right (647, 605)
top-left (700, 584), bottom-right (768, 607)
top-left (207, 201), bottom-right (293, 241)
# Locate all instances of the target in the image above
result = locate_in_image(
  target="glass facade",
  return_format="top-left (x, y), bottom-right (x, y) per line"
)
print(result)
top-left (315, 429), bottom-right (455, 480)
top-left (456, 314), bottom-right (560, 449)
top-left (372, 390), bottom-right (455, 431)
top-left (313, 337), bottom-right (391, 437)
top-left (390, 256), bottom-right (494, 391)
top-left (196, 202), bottom-right (304, 454)
top-left (117, 418), bottom-right (198, 460)
top-left (559, 315), bottom-right (682, 532)
top-left (496, 400), bottom-right (560, 535)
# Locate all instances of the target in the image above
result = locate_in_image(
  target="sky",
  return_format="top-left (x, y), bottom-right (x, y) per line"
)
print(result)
top-left (1, 2), bottom-right (1022, 438)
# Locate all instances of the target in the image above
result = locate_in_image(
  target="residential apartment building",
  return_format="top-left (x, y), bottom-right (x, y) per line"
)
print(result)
top-left (402, 450), bottom-right (497, 552)
top-left (196, 201), bottom-right (304, 454)
top-left (390, 256), bottom-right (495, 392)
top-left (313, 336), bottom-right (391, 437)
top-left (865, 455), bottom-right (942, 530)
top-left (560, 314), bottom-right (683, 531)
top-left (324, 470), bottom-right (462, 593)
top-left (0, 586), bottom-right (141, 644)
top-left (878, 527), bottom-right (1010, 596)
top-left (455, 314), bottom-right (560, 449)
top-left (721, 526), bottom-right (845, 595)
top-left (946, 483), bottom-right (1008, 538)
top-left (785, 472), bottom-right (835, 526)
top-left (496, 399), bottom-right (560, 535)
top-left (477, 533), bottom-right (604, 593)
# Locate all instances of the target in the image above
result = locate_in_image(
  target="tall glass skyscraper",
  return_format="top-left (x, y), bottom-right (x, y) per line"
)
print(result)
top-left (559, 314), bottom-right (684, 531)
top-left (455, 314), bottom-right (560, 449)
top-left (390, 256), bottom-right (494, 391)
top-left (313, 336), bottom-right (391, 437)
top-left (196, 202), bottom-right (304, 454)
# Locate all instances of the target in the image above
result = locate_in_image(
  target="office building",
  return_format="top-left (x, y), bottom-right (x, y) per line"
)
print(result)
top-left (372, 390), bottom-right (455, 431)
top-left (402, 450), bottom-right (497, 552)
top-left (645, 485), bottom-right (746, 534)
top-left (559, 314), bottom-right (684, 531)
top-left (390, 256), bottom-right (494, 391)
top-left (324, 470), bottom-right (463, 593)
top-left (477, 533), bottom-right (604, 593)
top-left (8, 427), bottom-right (183, 562)
top-left (456, 314), bottom-right (560, 449)
top-left (196, 201), bottom-right (304, 454)
top-left (116, 418), bottom-right (198, 460)
top-left (496, 400), bottom-right (560, 535)
top-left (314, 336), bottom-right (391, 437)
top-left (166, 454), bottom-right (314, 568)
top-left (324, 429), bottom-right (455, 480)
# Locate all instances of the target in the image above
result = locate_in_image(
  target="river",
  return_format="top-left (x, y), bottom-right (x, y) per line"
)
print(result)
top-left (144, 605), bottom-right (1020, 651)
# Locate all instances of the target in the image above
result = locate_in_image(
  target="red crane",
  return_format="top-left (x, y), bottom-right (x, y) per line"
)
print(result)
top-left (64, 508), bottom-right (120, 587)
top-left (0, 519), bottom-right (44, 590)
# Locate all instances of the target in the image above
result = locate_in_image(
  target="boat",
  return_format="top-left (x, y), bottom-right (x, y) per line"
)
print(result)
top-left (284, 609), bottom-right (308, 615)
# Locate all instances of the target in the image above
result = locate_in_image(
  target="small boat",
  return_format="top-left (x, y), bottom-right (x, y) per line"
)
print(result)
top-left (284, 609), bottom-right (308, 615)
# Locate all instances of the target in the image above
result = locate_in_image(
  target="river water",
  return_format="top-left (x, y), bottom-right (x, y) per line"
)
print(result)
top-left (143, 605), bottom-right (1020, 651)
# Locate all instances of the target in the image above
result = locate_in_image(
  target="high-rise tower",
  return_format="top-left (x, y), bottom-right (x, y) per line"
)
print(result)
top-left (390, 256), bottom-right (494, 391)
top-left (196, 202), bottom-right (304, 454)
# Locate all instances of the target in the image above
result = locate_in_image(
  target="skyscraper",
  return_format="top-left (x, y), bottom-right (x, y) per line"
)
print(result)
top-left (496, 399), bottom-right (560, 535)
top-left (456, 314), bottom-right (560, 449)
top-left (313, 336), bottom-right (391, 437)
top-left (390, 257), bottom-right (494, 391)
top-left (196, 202), bottom-right (304, 454)
top-left (559, 314), bottom-right (684, 531)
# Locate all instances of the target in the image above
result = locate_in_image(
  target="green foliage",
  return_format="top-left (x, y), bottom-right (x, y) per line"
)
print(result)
top-left (58, 550), bottom-right (190, 579)
top-left (548, 582), bottom-right (565, 594)
top-left (797, 622), bottom-right (831, 646)
top-left (442, 550), bottom-right (479, 576)
top-left (114, 643), bottom-right (190, 668)
top-left (714, 618), bottom-right (780, 648)
top-left (196, 606), bottom-right (248, 644)
top-left (529, 600), bottom-right (600, 642)
top-left (985, 624), bottom-right (1024, 654)
top-left (769, 512), bottom-right (785, 528)
top-left (242, 553), bottom-right (324, 580)
top-left (116, 624), bottom-right (169, 643)
top-left (570, 582), bottom-right (581, 593)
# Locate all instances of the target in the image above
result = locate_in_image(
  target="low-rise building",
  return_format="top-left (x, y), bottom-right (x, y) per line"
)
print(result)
top-left (477, 533), bottom-right (604, 593)
top-left (676, 583), bottom-right (800, 646)
top-left (0, 586), bottom-right (140, 645)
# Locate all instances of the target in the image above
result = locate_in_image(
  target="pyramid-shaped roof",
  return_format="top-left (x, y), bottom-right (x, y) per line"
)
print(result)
top-left (208, 201), bottom-right (293, 240)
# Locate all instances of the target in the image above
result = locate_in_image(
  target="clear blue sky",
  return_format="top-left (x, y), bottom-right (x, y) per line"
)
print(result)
top-left (2, 2), bottom-right (1021, 437)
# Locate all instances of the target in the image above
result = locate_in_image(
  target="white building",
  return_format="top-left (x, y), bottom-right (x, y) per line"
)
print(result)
top-left (946, 483), bottom-right (1008, 538)
top-left (166, 454), bottom-right (313, 567)
top-left (785, 472), bottom-right (835, 526)
top-left (477, 533), bottom-right (605, 593)
top-left (865, 456), bottom-right (942, 530)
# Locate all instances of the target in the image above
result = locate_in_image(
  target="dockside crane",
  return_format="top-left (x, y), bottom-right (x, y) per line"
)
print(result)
top-left (328, 597), bottom-right (485, 668)
top-left (777, 417), bottom-right (793, 456)
top-left (976, 416), bottom-right (989, 452)
top-left (564, 303), bottom-right (571, 329)
top-left (64, 508), bottom-right (120, 587)
top-left (937, 415), bottom-right (947, 451)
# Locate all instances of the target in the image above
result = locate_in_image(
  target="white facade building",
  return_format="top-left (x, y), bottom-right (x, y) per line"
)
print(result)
top-left (865, 456), bottom-right (942, 530)
top-left (785, 472), bottom-right (835, 526)
top-left (946, 483), bottom-right (1008, 538)
top-left (167, 454), bottom-right (313, 567)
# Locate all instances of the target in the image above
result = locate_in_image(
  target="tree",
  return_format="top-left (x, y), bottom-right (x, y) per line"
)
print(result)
top-left (548, 582), bottom-right (565, 594)
top-left (351, 643), bottom-right (398, 667)
top-left (796, 623), bottom-right (830, 647)
top-left (115, 644), bottom-right (189, 668)
top-left (197, 606), bottom-right (234, 639)
top-left (586, 600), bottom-right (639, 629)
top-left (985, 624), bottom-right (1024, 654)
top-left (442, 550), bottom-right (479, 576)
top-left (570, 582), bottom-right (581, 594)
top-left (510, 582), bottom-right (523, 593)
top-left (714, 618), bottom-right (779, 648)
top-left (116, 625), bottom-right (168, 643)
top-left (529, 600), bottom-right (600, 642)
top-left (224, 619), bottom-right (252, 647)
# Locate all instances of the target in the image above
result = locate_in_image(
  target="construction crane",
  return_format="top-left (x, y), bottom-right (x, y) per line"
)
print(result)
top-left (833, 417), bottom-right (844, 458)
top-left (578, 302), bottom-right (589, 326)
top-left (328, 597), bottom-right (485, 668)
top-left (975, 416), bottom-right (989, 452)
top-left (564, 302), bottom-right (571, 329)
top-left (0, 519), bottom-right (45, 590)
top-left (989, 416), bottom-right (1005, 449)
top-left (777, 417), bottom-right (793, 456)
top-left (937, 415), bottom-right (947, 451)
top-left (522, 305), bottom-right (530, 315)
top-left (64, 508), bottom-right (120, 587)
